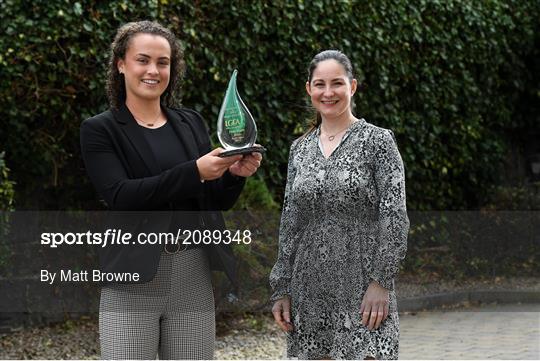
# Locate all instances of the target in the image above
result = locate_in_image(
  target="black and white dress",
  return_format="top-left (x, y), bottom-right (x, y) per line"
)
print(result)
top-left (270, 119), bottom-right (409, 360)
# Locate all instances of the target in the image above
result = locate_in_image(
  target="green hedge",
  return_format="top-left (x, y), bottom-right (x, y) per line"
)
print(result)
top-left (0, 151), bottom-right (15, 271)
top-left (0, 0), bottom-right (538, 210)
top-left (0, 152), bottom-right (15, 211)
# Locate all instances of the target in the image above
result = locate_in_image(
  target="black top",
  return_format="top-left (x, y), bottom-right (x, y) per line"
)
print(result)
top-left (140, 122), bottom-right (189, 171)
top-left (140, 122), bottom-right (199, 214)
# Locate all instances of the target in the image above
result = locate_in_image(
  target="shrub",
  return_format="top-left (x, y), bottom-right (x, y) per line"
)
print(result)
top-left (0, 152), bottom-right (15, 211)
top-left (0, 151), bottom-right (15, 272)
top-left (1, 0), bottom-right (538, 210)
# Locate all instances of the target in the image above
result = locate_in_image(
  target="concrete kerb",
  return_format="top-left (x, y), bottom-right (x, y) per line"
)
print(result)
top-left (398, 289), bottom-right (540, 312)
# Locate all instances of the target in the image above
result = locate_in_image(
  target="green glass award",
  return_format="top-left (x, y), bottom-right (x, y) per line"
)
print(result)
top-left (217, 70), bottom-right (266, 157)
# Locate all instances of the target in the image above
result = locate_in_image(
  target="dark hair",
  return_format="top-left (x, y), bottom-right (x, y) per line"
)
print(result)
top-left (306, 50), bottom-right (356, 133)
top-left (106, 21), bottom-right (185, 109)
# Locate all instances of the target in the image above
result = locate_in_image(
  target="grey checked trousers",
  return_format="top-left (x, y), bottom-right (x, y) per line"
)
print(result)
top-left (99, 248), bottom-right (215, 359)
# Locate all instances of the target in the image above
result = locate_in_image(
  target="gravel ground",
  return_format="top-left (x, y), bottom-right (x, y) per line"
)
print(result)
top-left (0, 318), bottom-right (100, 360)
top-left (1, 276), bottom-right (538, 360)
top-left (215, 318), bottom-right (285, 360)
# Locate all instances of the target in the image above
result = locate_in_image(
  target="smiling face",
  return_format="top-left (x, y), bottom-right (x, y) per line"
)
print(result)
top-left (117, 33), bottom-right (171, 104)
top-left (306, 59), bottom-right (357, 121)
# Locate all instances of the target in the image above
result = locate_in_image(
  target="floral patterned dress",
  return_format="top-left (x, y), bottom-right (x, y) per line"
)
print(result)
top-left (269, 119), bottom-right (409, 360)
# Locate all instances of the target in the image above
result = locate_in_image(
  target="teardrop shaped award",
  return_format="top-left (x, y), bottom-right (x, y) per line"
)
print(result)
top-left (217, 70), bottom-right (266, 157)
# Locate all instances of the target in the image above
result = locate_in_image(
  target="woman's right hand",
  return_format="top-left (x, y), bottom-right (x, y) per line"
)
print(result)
top-left (272, 296), bottom-right (294, 332)
top-left (196, 148), bottom-right (242, 181)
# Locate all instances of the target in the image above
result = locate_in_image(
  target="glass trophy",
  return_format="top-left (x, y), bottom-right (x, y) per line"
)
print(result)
top-left (217, 70), bottom-right (266, 157)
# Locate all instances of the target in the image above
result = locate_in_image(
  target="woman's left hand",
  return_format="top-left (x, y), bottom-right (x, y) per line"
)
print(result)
top-left (229, 152), bottom-right (262, 177)
top-left (360, 281), bottom-right (390, 330)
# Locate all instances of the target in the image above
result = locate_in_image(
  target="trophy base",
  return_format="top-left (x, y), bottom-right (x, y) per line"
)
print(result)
top-left (218, 146), bottom-right (267, 158)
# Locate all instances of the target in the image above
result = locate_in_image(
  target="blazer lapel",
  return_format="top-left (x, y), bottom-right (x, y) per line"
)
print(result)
top-left (164, 107), bottom-right (200, 160)
top-left (112, 104), bottom-right (161, 175)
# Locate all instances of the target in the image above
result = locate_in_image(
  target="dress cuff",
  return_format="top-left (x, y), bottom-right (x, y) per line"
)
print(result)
top-left (270, 291), bottom-right (290, 303)
top-left (270, 280), bottom-right (290, 302)
top-left (369, 270), bottom-right (394, 291)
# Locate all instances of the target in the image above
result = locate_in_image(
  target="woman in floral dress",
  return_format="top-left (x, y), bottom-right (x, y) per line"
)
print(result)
top-left (270, 50), bottom-right (409, 360)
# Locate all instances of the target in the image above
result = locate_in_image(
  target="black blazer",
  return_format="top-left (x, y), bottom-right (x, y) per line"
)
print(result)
top-left (80, 103), bottom-right (245, 284)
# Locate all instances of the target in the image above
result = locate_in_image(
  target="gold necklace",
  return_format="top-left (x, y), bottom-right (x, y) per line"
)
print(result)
top-left (134, 110), bottom-right (162, 127)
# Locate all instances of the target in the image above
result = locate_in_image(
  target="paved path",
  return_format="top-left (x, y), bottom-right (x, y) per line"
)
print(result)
top-left (399, 303), bottom-right (540, 359)
top-left (1, 303), bottom-right (538, 359)
top-left (215, 303), bottom-right (540, 359)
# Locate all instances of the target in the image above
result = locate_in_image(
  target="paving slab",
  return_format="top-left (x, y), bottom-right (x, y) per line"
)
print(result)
top-left (399, 303), bottom-right (540, 359)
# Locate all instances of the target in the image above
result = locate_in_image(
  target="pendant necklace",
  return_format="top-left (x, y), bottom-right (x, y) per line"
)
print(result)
top-left (323, 120), bottom-right (353, 141)
top-left (134, 110), bottom-right (161, 127)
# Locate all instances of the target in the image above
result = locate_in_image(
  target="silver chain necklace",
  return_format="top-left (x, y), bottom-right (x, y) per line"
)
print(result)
top-left (322, 121), bottom-right (353, 141)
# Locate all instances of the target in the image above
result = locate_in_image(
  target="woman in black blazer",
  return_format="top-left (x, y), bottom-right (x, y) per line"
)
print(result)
top-left (80, 21), bottom-right (261, 359)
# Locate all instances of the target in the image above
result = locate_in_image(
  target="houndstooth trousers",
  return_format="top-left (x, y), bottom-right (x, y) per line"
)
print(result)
top-left (99, 248), bottom-right (215, 360)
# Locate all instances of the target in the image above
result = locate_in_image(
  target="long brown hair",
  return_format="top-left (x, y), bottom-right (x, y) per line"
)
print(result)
top-left (305, 50), bottom-right (356, 134)
top-left (106, 21), bottom-right (185, 109)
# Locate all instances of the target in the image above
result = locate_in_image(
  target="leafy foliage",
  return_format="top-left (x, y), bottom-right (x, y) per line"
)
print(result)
top-left (0, 0), bottom-right (538, 211)
top-left (0, 152), bottom-right (15, 211)
top-left (0, 151), bottom-right (15, 271)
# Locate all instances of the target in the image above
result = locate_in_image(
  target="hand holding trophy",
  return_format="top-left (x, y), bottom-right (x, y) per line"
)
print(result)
top-left (217, 70), bottom-right (266, 157)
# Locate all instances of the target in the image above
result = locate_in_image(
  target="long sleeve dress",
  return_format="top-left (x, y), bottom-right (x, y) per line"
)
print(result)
top-left (269, 119), bottom-right (409, 360)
